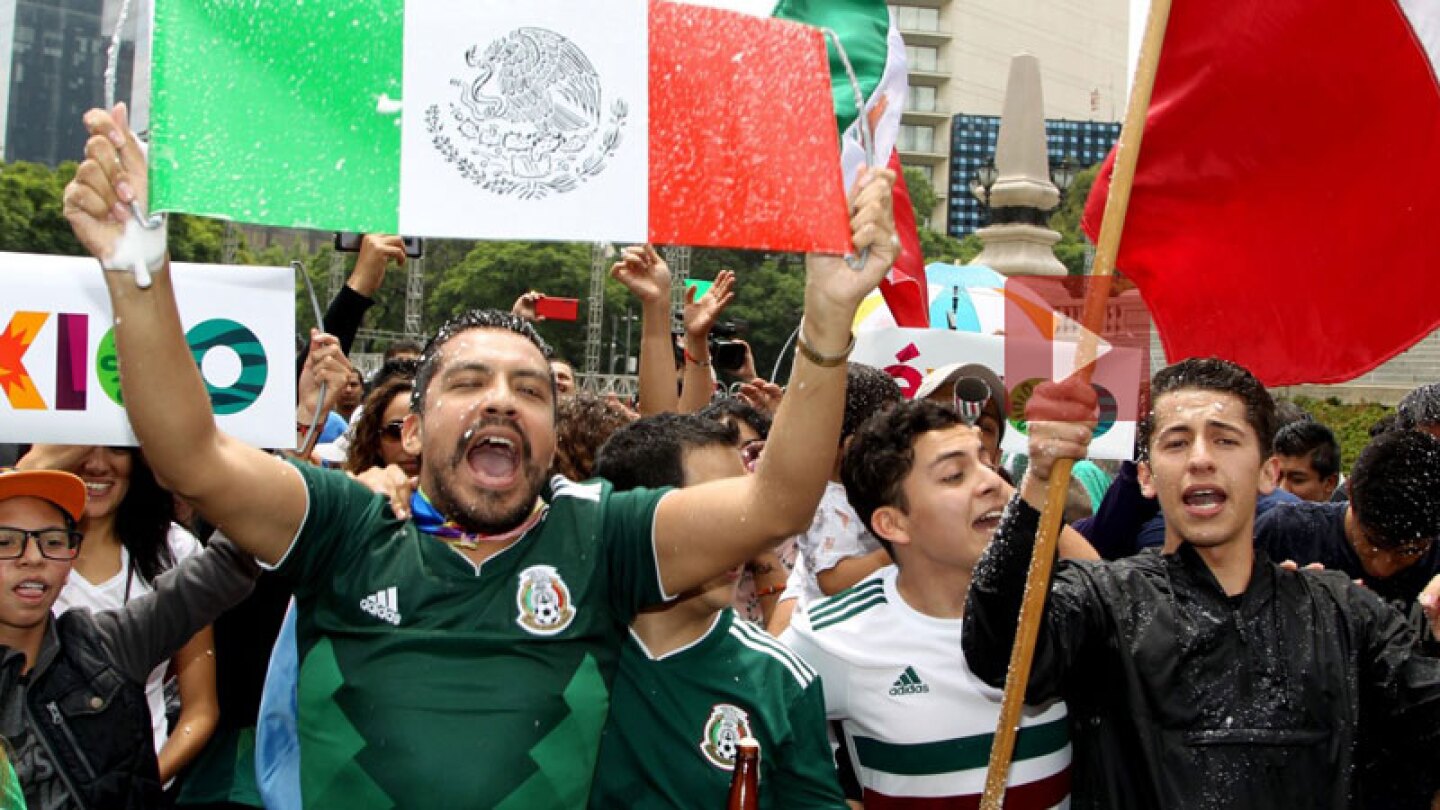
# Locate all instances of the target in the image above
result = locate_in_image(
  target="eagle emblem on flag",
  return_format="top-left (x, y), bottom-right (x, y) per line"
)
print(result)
top-left (426, 27), bottom-right (628, 199)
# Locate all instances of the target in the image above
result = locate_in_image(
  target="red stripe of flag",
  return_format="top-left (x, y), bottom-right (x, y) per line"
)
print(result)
top-left (880, 149), bottom-right (931, 328)
top-left (648, 0), bottom-right (852, 253)
top-left (860, 767), bottom-right (1071, 809)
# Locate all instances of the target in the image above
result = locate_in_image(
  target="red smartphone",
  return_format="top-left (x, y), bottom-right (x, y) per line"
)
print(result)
top-left (535, 297), bottom-right (580, 322)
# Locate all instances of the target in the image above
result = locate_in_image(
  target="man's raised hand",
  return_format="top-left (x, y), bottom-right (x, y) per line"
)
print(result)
top-left (683, 269), bottom-right (736, 341)
top-left (610, 245), bottom-right (672, 305)
top-left (802, 167), bottom-right (898, 349)
top-left (64, 103), bottom-right (149, 264)
top-left (1023, 378), bottom-right (1099, 484)
top-left (512, 290), bottom-right (546, 322)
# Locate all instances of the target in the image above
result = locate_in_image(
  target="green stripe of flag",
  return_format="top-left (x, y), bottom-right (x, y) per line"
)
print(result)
top-left (852, 717), bottom-right (1070, 776)
top-left (771, 0), bottom-right (890, 136)
top-left (150, 0), bottom-right (404, 231)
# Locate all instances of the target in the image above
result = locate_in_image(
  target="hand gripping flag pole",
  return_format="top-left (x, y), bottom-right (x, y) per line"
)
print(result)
top-left (976, 0), bottom-right (1173, 806)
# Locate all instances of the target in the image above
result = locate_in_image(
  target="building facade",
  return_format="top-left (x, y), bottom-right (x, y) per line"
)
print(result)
top-left (946, 114), bottom-right (1119, 237)
top-left (892, 0), bottom-right (1128, 231)
top-left (0, 0), bottom-right (137, 166)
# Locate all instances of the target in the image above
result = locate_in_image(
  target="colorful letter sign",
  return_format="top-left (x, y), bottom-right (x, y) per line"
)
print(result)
top-left (0, 253), bottom-right (295, 447)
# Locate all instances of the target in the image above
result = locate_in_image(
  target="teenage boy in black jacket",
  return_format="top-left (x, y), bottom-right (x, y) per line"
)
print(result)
top-left (0, 468), bottom-right (257, 809)
top-left (963, 358), bottom-right (1440, 809)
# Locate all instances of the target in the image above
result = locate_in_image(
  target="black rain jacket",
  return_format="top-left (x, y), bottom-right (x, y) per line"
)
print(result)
top-left (963, 497), bottom-right (1440, 809)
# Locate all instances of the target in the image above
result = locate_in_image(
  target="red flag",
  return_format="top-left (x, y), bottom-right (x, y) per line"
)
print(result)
top-left (649, 0), bottom-right (851, 254)
top-left (1083, 0), bottom-right (1440, 386)
top-left (879, 150), bottom-right (930, 328)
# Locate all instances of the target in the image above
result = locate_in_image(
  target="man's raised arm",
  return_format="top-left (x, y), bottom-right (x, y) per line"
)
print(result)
top-left (62, 104), bottom-right (306, 564)
top-left (651, 168), bottom-right (898, 597)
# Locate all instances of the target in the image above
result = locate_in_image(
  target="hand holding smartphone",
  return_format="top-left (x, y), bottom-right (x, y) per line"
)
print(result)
top-left (334, 232), bottom-right (424, 259)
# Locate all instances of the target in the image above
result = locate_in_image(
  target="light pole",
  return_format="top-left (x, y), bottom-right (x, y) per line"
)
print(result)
top-left (621, 308), bottom-right (638, 375)
top-left (608, 313), bottom-right (619, 374)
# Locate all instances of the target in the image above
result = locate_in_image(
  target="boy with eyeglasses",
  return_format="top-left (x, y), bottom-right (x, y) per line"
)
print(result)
top-left (0, 468), bottom-right (258, 809)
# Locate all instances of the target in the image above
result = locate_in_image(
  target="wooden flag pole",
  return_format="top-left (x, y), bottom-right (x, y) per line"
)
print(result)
top-left (977, 0), bottom-right (1174, 806)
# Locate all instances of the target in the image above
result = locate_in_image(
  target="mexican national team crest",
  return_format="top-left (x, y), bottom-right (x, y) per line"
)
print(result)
top-left (516, 565), bottom-right (576, 636)
top-left (699, 704), bottom-right (753, 771)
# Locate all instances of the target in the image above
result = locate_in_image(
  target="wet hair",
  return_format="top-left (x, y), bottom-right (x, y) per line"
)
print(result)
top-left (1137, 358), bottom-right (1277, 462)
top-left (1273, 400), bottom-right (1314, 431)
top-left (698, 398), bottom-right (772, 441)
top-left (346, 375), bottom-right (416, 476)
top-left (595, 413), bottom-right (739, 491)
top-left (113, 449), bottom-right (178, 585)
top-left (841, 400), bottom-right (962, 555)
top-left (383, 339), bottom-right (424, 361)
top-left (1396, 382), bottom-right (1440, 431)
top-left (1347, 429), bottom-right (1440, 549)
top-left (844, 363), bottom-right (904, 443)
top-left (1273, 421), bottom-right (1341, 479)
top-left (412, 310), bottom-right (554, 412)
top-left (368, 357), bottom-right (419, 394)
top-left (552, 393), bottom-right (634, 482)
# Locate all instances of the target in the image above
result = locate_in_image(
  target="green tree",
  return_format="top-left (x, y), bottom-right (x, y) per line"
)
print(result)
top-left (904, 167), bottom-right (938, 223)
top-left (0, 161), bottom-right (84, 256)
top-left (901, 167), bottom-right (975, 266)
top-left (1048, 164), bottom-right (1101, 275)
top-left (167, 215), bottom-right (226, 263)
top-left (426, 241), bottom-right (595, 363)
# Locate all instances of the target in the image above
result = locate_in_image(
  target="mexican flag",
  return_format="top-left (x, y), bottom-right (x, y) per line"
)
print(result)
top-left (772, 0), bottom-right (931, 328)
top-left (149, 0), bottom-right (851, 253)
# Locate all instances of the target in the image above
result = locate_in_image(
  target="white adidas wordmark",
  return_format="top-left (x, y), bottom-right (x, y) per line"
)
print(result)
top-left (360, 586), bottom-right (401, 626)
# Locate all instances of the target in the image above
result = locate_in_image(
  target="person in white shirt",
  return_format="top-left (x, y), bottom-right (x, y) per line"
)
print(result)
top-left (784, 400), bottom-right (1096, 807)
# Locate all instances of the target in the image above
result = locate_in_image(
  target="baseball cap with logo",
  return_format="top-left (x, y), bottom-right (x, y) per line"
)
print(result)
top-left (0, 469), bottom-right (88, 522)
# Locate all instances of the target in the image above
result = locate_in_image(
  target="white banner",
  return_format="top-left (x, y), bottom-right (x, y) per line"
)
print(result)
top-left (399, 0), bottom-right (649, 241)
top-left (853, 328), bottom-right (1139, 461)
top-left (0, 253), bottom-right (296, 448)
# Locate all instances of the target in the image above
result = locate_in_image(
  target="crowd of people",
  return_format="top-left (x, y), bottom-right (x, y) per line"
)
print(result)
top-left (0, 102), bottom-right (1436, 809)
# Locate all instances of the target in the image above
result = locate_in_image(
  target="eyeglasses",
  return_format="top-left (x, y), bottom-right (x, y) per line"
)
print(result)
top-left (380, 421), bottom-right (405, 441)
top-left (0, 528), bottom-right (83, 561)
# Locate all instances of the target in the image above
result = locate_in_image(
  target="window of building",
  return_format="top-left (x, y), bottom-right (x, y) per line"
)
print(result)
top-left (894, 6), bottom-right (940, 32)
top-left (899, 124), bottom-right (935, 153)
top-left (906, 45), bottom-right (939, 72)
top-left (906, 85), bottom-right (937, 112)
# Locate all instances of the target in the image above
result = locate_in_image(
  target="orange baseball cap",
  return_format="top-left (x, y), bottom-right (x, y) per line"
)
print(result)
top-left (0, 469), bottom-right (87, 522)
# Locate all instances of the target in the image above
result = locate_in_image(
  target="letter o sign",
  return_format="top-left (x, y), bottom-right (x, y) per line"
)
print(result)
top-left (188, 319), bottom-right (268, 415)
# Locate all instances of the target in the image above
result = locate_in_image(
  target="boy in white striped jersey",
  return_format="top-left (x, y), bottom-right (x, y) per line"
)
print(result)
top-left (785, 400), bottom-right (1094, 808)
top-left (589, 414), bottom-right (846, 810)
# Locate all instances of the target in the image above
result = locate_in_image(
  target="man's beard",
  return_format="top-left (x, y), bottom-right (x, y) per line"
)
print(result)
top-left (427, 422), bottom-right (547, 535)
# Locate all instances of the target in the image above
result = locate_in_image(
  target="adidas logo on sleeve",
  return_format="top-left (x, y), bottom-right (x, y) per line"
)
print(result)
top-left (888, 666), bottom-right (929, 696)
top-left (361, 586), bottom-right (402, 626)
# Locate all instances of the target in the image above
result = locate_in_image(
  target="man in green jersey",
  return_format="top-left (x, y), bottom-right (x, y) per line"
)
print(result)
top-left (63, 104), bottom-right (897, 808)
top-left (589, 414), bottom-right (846, 809)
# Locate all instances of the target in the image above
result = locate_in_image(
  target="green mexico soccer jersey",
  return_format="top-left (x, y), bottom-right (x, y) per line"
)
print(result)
top-left (589, 609), bottom-right (846, 810)
top-left (276, 462), bottom-right (671, 809)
